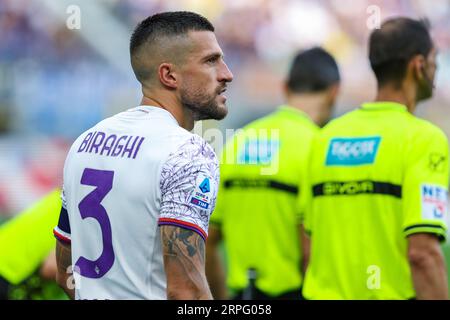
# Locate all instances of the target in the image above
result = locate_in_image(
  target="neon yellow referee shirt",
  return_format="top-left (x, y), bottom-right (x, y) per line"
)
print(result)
top-left (303, 101), bottom-right (449, 299)
top-left (211, 105), bottom-right (319, 296)
top-left (0, 189), bottom-right (61, 284)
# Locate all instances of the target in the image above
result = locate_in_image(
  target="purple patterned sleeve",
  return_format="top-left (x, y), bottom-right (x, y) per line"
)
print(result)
top-left (158, 135), bottom-right (220, 240)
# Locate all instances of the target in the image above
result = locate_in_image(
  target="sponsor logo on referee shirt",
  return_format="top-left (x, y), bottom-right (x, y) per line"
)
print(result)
top-left (326, 136), bottom-right (381, 166)
top-left (421, 184), bottom-right (448, 221)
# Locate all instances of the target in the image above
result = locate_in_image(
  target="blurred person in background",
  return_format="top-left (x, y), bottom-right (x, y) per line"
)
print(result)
top-left (54, 11), bottom-right (233, 300)
top-left (206, 47), bottom-right (340, 300)
top-left (303, 17), bottom-right (448, 300)
top-left (0, 189), bottom-right (65, 300)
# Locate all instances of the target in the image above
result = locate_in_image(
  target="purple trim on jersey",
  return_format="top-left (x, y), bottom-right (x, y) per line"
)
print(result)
top-left (57, 207), bottom-right (71, 234)
top-left (158, 219), bottom-right (207, 241)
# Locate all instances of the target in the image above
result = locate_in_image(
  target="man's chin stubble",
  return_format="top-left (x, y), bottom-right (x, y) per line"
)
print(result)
top-left (187, 102), bottom-right (228, 121)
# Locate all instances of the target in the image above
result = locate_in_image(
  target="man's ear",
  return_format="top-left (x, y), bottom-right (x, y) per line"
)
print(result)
top-left (327, 83), bottom-right (340, 104)
top-left (158, 63), bottom-right (178, 89)
top-left (410, 55), bottom-right (426, 81)
top-left (283, 82), bottom-right (292, 99)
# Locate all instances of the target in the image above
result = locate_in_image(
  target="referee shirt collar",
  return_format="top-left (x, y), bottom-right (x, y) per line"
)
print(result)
top-left (278, 104), bottom-right (314, 122)
top-left (360, 101), bottom-right (408, 112)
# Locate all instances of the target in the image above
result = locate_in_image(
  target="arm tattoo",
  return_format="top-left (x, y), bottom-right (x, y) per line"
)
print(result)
top-left (162, 226), bottom-right (205, 263)
top-left (55, 241), bottom-right (75, 299)
top-left (56, 241), bottom-right (72, 273)
top-left (161, 226), bottom-right (210, 298)
top-left (166, 228), bottom-right (203, 257)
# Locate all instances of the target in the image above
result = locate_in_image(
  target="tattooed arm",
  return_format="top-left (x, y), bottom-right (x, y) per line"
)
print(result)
top-left (55, 241), bottom-right (75, 299)
top-left (160, 225), bottom-right (213, 300)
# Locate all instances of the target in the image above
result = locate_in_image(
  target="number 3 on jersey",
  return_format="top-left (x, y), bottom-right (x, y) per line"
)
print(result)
top-left (76, 168), bottom-right (115, 279)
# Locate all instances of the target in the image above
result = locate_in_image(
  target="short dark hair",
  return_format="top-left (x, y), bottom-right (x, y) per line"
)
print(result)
top-left (286, 47), bottom-right (340, 94)
top-left (369, 17), bottom-right (433, 87)
top-left (130, 11), bottom-right (214, 83)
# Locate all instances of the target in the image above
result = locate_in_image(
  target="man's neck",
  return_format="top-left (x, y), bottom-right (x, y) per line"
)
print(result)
top-left (286, 93), bottom-right (328, 126)
top-left (375, 85), bottom-right (417, 113)
top-left (140, 94), bottom-right (194, 131)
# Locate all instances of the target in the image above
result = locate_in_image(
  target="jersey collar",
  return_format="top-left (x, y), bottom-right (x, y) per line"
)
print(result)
top-left (136, 105), bottom-right (179, 125)
top-left (360, 101), bottom-right (408, 112)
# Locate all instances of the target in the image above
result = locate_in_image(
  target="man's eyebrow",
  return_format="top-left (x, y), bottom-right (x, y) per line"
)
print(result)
top-left (202, 52), bottom-right (224, 61)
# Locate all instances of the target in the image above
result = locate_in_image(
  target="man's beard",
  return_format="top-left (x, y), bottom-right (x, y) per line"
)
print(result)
top-left (416, 73), bottom-right (434, 103)
top-left (180, 85), bottom-right (228, 121)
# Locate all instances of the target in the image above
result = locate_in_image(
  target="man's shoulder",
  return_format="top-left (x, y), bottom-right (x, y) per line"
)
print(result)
top-left (67, 109), bottom-right (190, 156)
top-left (160, 133), bottom-right (219, 189)
top-left (403, 117), bottom-right (449, 163)
top-left (243, 108), bottom-right (316, 130)
top-left (321, 108), bottom-right (361, 131)
top-left (167, 133), bottom-right (218, 166)
top-left (228, 109), bottom-right (318, 147)
top-left (408, 116), bottom-right (447, 141)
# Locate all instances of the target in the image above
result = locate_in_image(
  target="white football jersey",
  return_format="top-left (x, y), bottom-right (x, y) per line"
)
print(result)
top-left (53, 106), bottom-right (219, 299)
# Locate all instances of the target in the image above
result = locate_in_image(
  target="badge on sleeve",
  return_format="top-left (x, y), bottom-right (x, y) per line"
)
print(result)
top-left (428, 153), bottom-right (446, 173)
top-left (190, 174), bottom-right (215, 210)
top-left (421, 184), bottom-right (448, 221)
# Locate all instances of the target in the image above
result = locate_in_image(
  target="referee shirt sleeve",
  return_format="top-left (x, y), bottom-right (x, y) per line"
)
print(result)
top-left (402, 125), bottom-right (449, 242)
top-left (159, 135), bottom-right (220, 241)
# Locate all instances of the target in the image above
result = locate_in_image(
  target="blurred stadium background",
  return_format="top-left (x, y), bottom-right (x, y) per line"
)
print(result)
top-left (1, 0), bottom-right (450, 297)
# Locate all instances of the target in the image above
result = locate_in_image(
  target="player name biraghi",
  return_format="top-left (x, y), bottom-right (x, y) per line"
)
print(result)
top-left (77, 131), bottom-right (145, 159)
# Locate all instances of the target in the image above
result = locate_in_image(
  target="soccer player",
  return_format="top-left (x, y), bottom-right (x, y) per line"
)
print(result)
top-left (206, 48), bottom-right (340, 299)
top-left (53, 12), bottom-right (233, 300)
top-left (303, 17), bottom-right (448, 299)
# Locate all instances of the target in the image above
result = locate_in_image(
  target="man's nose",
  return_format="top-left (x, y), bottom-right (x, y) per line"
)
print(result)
top-left (219, 61), bottom-right (233, 83)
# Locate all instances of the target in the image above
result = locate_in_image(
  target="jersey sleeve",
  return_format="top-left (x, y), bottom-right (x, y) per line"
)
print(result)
top-left (53, 187), bottom-right (72, 244)
top-left (159, 135), bottom-right (220, 241)
top-left (402, 126), bottom-right (449, 242)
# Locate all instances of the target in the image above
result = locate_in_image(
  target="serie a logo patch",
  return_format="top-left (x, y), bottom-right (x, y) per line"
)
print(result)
top-left (421, 184), bottom-right (448, 221)
top-left (326, 136), bottom-right (381, 166)
top-left (190, 175), bottom-right (214, 210)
